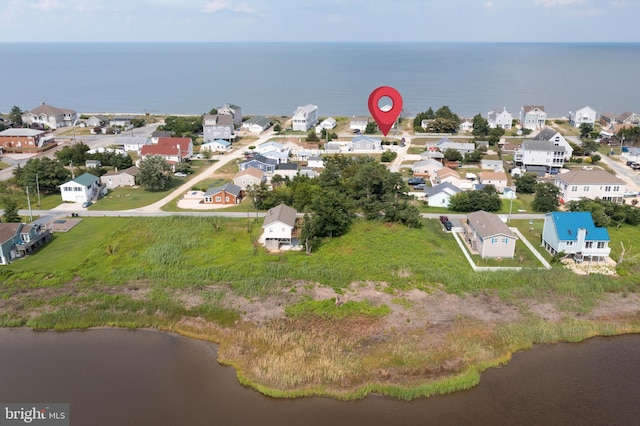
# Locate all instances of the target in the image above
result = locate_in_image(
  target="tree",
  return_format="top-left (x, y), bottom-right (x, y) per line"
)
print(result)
top-left (521, 128), bottom-right (532, 136)
top-left (413, 108), bottom-right (435, 128)
top-left (443, 148), bottom-right (463, 162)
top-left (472, 114), bottom-right (489, 137)
top-left (208, 108), bottom-right (218, 115)
top-left (590, 153), bottom-right (601, 164)
top-left (579, 123), bottom-right (593, 139)
top-left (487, 127), bottom-right (505, 145)
top-left (138, 155), bottom-right (172, 191)
top-left (381, 150), bottom-right (397, 163)
top-left (9, 106), bottom-right (23, 126)
top-left (306, 130), bottom-right (319, 142)
top-left (532, 182), bottom-right (560, 212)
top-left (364, 121), bottom-right (378, 134)
top-left (515, 173), bottom-right (537, 194)
top-left (14, 157), bottom-right (70, 193)
top-left (306, 189), bottom-right (352, 238)
top-left (1, 197), bottom-right (21, 222)
top-left (449, 189), bottom-right (501, 212)
top-left (273, 123), bottom-right (282, 133)
top-left (463, 149), bottom-right (484, 163)
top-left (55, 142), bottom-right (90, 166)
top-left (320, 128), bottom-right (338, 141)
top-left (582, 139), bottom-right (599, 155)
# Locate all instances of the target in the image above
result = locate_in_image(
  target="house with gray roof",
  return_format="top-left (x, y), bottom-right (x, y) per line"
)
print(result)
top-left (514, 139), bottom-right (565, 174)
top-left (218, 104), bottom-right (243, 126)
top-left (292, 104), bottom-right (318, 131)
top-left (533, 127), bottom-right (573, 159)
top-left (100, 166), bottom-right (140, 189)
top-left (463, 211), bottom-right (518, 259)
top-left (569, 106), bottom-right (597, 128)
top-left (422, 182), bottom-right (461, 208)
top-left (203, 182), bottom-right (243, 205)
top-left (0, 222), bottom-right (51, 265)
top-left (412, 159), bottom-right (443, 177)
top-left (554, 169), bottom-right (626, 204)
top-left (203, 114), bottom-right (236, 142)
top-left (351, 135), bottom-right (382, 151)
top-left (259, 204), bottom-right (299, 251)
top-left (241, 116), bottom-right (271, 133)
top-left (520, 106), bottom-right (547, 130)
top-left (487, 108), bottom-right (513, 130)
top-left (239, 154), bottom-right (277, 174)
top-left (21, 102), bottom-right (77, 129)
top-left (428, 138), bottom-right (475, 155)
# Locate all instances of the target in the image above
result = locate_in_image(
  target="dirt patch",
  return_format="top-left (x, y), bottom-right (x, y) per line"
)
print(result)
top-left (561, 257), bottom-right (618, 276)
top-left (588, 292), bottom-right (640, 319)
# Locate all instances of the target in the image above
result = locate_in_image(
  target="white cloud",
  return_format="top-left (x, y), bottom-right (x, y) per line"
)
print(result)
top-left (29, 0), bottom-right (64, 10)
top-left (534, 0), bottom-right (586, 7)
top-left (484, 1), bottom-right (494, 9)
top-left (201, 0), bottom-right (255, 13)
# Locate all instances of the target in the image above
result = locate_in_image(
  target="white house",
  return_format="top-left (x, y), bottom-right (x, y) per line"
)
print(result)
top-left (218, 103), bottom-right (243, 126)
top-left (481, 159), bottom-right (505, 171)
top-left (117, 137), bottom-right (151, 153)
top-left (203, 114), bottom-right (236, 141)
top-left (259, 204), bottom-right (298, 250)
top-left (351, 135), bottom-right (382, 151)
top-left (307, 156), bottom-right (324, 169)
top-left (459, 120), bottom-right (473, 133)
top-left (423, 182), bottom-right (461, 208)
top-left (349, 116), bottom-right (369, 133)
top-left (555, 170), bottom-right (626, 204)
top-left (315, 117), bottom-right (337, 133)
top-left (21, 102), bottom-right (77, 130)
top-left (100, 166), bottom-right (140, 189)
top-left (520, 106), bottom-right (547, 130)
top-left (411, 159), bottom-right (443, 177)
top-left (233, 168), bottom-right (266, 190)
top-left (514, 140), bottom-right (565, 174)
top-left (478, 171), bottom-right (509, 193)
top-left (542, 212), bottom-right (611, 263)
top-left (431, 167), bottom-right (464, 188)
top-left (463, 211), bottom-right (518, 259)
top-left (60, 173), bottom-right (102, 203)
top-left (428, 138), bottom-right (476, 155)
top-left (241, 116), bottom-right (271, 133)
top-left (292, 104), bottom-right (318, 131)
top-left (570, 106), bottom-right (597, 128)
top-left (532, 127), bottom-right (573, 160)
top-left (487, 108), bottom-right (513, 130)
top-left (201, 139), bottom-right (231, 152)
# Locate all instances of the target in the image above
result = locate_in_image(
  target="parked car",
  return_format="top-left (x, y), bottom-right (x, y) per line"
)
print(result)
top-left (439, 215), bottom-right (449, 224)
top-left (408, 177), bottom-right (425, 185)
top-left (413, 184), bottom-right (427, 190)
top-left (444, 221), bottom-right (453, 231)
top-left (81, 201), bottom-right (92, 208)
top-left (174, 172), bottom-right (188, 178)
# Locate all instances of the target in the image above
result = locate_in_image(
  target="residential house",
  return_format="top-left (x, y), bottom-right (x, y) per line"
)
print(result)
top-left (241, 116), bottom-right (271, 133)
top-left (481, 159), bottom-right (505, 171)
top-left (218, 104), bottom-right (243, 126)
top-left (85, 160), bottom-right (101, 169)
top-left (307, 156), bottom-right (324, 169)
top-left (109, 116), bottom-right (135, 129)
top-left (519, 106), bottom-right (547, 130)
top-left (117, 137), bottom-right (151, 153)
top-left (428, 138), bottom-right (476, 156)
top-left (254, 141), bottom-right (290, 156)
top-left (542, 212), bottom-right (611, 262)
top-left (201, 139), bottom-right (231, 152)
top-left (238, 154), bottom-right (277, 174)
top-left (349, 116), bottom-right (369, 133)
top-left (420, 119), bottom-right (433, 130)
top-left (616, 111), bottom-right (640, 127)
top-left (463, 211), bottom-right (518, 259)
top-left (274, 163), bottom-right (299, 179)
top-left (233, 168), bottom-right (266, 190)
top-left (599, 112), bottom-right (618, 129)
top-left (569, 106), bottom-right (597, 128)
top-left (316, 117), bottom-right (337, 133)
top-left (411, 159), bottom-right (443, 177)
top-left (532, 127), bottom-right (573, 160)
top-left (420, 150), bottom-right (445, 161)
top-left (21, 102), bottom-right (77, 129)
top-left (299, 167), bottom-right (319, 178)
top-left (423, 182), bottom-right (461, 208)
top-left (514, 140), bottom-right (565, 174)
top-left (0, 222), bottom-right (51, 265)
top-left (478, 171), bottom-right (509, 192)
top-left (499, 142), bottom-right (519, 155)
top-left (292, 104), bottom-right (318, 131)
top-left (259, 204), bottom-right (298, 250)
top-left (459, 120), bottom-right (473, 133)
top-left (84, 115), bottom-right (108, 128)
top-left (203, 114), bottom-right (236, 142)
top-left (554, 170), bottom-right (626, 204)
top-left (60, 173), bottom-right (102, 203)
top-left (0, 129), bottom-right (49, 149)
top-left (203, 182), bottom-right (244, 205)
top-left (100, 166), bottom-right (140, 189)
top-left (430, 167), bottom-right (464, 188)
top-left (488, 108), bottom-right (513, 130)
top-left (351, 135), bottom-right (382, 151)
top-left (150, 130), bottom-right (175, 142)
top-left (141, 137), bottom-right (193, 164)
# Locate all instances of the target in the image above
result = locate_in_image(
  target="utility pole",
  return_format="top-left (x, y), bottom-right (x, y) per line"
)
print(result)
top-left (26, 186), bottom-right (33, 222)
top-left (35, 173), bottom-right (41, 208)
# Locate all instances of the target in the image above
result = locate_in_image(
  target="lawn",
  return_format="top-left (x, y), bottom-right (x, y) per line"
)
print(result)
top-left (90, 178), bottom-right (186, 210)
top-left (0, 161), bottom-right (10, 170)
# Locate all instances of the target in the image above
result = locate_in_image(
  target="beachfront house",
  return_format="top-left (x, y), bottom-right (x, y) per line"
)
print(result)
top-left (259, 204), bottom-right (299, 251)
top-left (519, 106), bottom-right (547, 130)
top-left (21, 102), bottom-right (77, 129)
top-left (60, 173), bottom-right (103, 204)
top-left (241, 116), bottom-right (271, 134)
top-left (349, 116), bottom-right (369, 133)
top-left (218, 104), bottom-right (243, 126)
top-left (292, 104), bottom-right (318, 131)
top-left (569, 106), bottom-right (597, 128)
top-left (463, 211), bottom-right (518, 259)
top-left (203, 114), bottom-right (236, 142)
top-left (316, 117), bottom-right (337, 133)
top-left (542, 212), bottom-right (611, 263)
top-left (488, 108), bottom-right (513, 130)
top-left (554, 170), bottom-right (626, 204)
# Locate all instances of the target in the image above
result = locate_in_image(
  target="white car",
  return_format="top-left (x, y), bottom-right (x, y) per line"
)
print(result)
top-left (174, 172), bottom-right (188, 178)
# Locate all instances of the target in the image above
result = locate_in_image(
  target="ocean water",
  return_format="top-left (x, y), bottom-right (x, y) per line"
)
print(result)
top-left (1, 42), bottom-right (639, 119)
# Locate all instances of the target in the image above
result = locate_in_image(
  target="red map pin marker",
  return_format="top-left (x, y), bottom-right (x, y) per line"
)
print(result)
top-left (368, 86), bottom-right (403, 136)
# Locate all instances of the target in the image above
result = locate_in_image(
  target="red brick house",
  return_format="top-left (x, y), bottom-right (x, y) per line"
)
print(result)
top-left (203, 183), bottom-right (244, 205)
top-left (0, 128), bottom-right (49, 149)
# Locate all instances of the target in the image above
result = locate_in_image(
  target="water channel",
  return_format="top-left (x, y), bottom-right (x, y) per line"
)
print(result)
top-left (1, 328), bottom-right (639, 425)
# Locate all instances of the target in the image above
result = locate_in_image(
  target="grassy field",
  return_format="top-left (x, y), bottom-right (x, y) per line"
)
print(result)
top-left (2, 216), bottom-right (638, 400)
top-left (90, 178), bottom-right (186, 210)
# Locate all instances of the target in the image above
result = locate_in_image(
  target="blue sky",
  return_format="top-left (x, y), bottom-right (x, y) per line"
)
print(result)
top-left (1, 0), bottom-right (637, 42)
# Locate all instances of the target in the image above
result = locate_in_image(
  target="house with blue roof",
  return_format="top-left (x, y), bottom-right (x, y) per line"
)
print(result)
top-left (201, 139), bottom-right (231, 153)
top-left (541, 212), bottom-right (611, 262)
